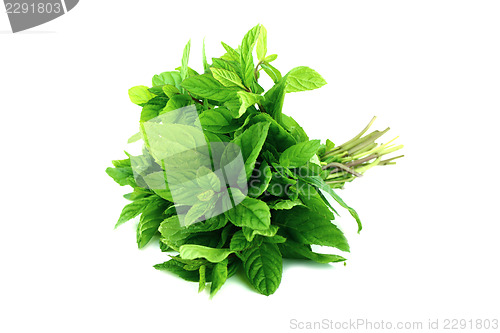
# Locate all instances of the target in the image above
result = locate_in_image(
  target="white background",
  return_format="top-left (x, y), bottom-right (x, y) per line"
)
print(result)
top-left (1, 1), bottom-right (499, 332)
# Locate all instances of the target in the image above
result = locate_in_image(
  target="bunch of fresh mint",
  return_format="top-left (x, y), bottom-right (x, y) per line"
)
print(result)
top-left (106, 24), bottom-right (403, 297)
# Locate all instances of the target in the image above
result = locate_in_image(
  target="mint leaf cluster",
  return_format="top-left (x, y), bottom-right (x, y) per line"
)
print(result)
top-left (107, 24), bottom-right (403, 297)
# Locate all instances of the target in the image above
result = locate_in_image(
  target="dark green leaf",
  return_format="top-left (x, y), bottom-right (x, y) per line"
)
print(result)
top-left (280, 140), bottom-right (321, 168)
top-left (226, 197), bottom-right (271, 231)
top-left (210, 259), bottom-right (228, 297)
top-left (278, 240), bottom-right (346, 264)
top-left (273, 206), bottom-right (349, 252)
top-left (241, 242), bottom-right (282, 296)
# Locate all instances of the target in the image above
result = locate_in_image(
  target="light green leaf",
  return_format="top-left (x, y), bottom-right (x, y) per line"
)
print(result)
top-left (162, 84), bottom-right (180, 98)
top-left (242, 225), bottom-right (278, 242)
top-left (280, 140), bottom-right (321, 168)
top-left (106, 166), bottom-right (135, 187)
top-left (184, 201), bottom-right (213, 226)
top-left (256, 25), bottom-right (267, 61)
top-left (240, 24), bottom-right (262, 88)
top-left (161, 94), bottom-right (192, 113)
top-left (198, 107), bottom-right (248, 134)
top-left (285, 66), bottom-right (327, 93)
top-left (212, 57), bottom-right (241, 75)
top-left (202, 39), bottom-right (210, 74)
top-left (115, 197), bottom-right (152, 228)
top-left (241, 242), bottom-right (282, 296)
top-left (181, 74), bottom-right (237, 102)
top-left (210, 259), bottom-right (228, 297)
top-left (230, 230), bottom-right (263, 251)
top-left (179, 244), bottom-right (234, 263)
top-left (225, 197), bottom-right (270, 231)
top-left (198, 265), bottom-right (206, 293)
top-left (261, 62), bottom-right (282, 83)
top-left (221, 42), bottom-right (240, 62)
top-left (264, 54), bottom-right (277, 63)
top-left (127, 132), bottom-right (142, 144)
top-left (182, 214), bottom-right (228, 234)
top-left (152, 71), bottom-right (182, 89)
top-left (140, 104), bottom-right (162, 122)
top-left (267, 199), bottom-right (303, 210)
top-left (128, 86), bottom-right (154, 105)
top-left (159, 215), bottom-right (187, 251)
top-left (196, 166), bottom-right (221, 192)
top-left (181, 40), bottom-right (191, 81)
top-left (236, 91), bottom-right (263, 117)
top-left (210, 67), bottom-right (246, 89)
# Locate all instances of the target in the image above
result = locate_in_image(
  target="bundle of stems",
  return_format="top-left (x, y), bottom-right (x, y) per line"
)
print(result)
top-left (320, 117), bottom-right (404, 189)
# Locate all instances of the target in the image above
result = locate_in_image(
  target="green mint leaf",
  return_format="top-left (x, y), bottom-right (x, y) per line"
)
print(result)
top-left (240, 24), bottom-right (262, 88)
top-left (263, 54), bottom-right (277, 63)
top-left (202, 39), bottom-right (210, 74)
top-left (182, 215), bottom-right (228, 234)
top-left (198, 107), bottom-right (249, 134)
top-left (154, 259), bottom-right (201, 282)
top-left (210, 259), bottom-right (228, 297)
top-left (235, 91), bottom-right (263, 117)
top-left (261, 62), bottom-right (282, 83)
top-left (161, 94), bottom-right (193, 113)
top-left (198, 265), bottom-right (207, 293)
top-left (279, 140), bottom-right (321, 168)
top-left (220, 41), bottom-right (240, 62)
top-left (162, 84), bottom-right (180, 98)
top-left (230, 122), bottom-right (270, 178)
top-left (152, 71), bottom-right (182, 89)
top-left (210, 67), bottom-right (246, 89)
top-left (248, 113), bottom-right (297, 151)
top-left (279, 240), bottom-right (346, 264)
top-left (281, 114), bottom-right (309, 143)
top-left (137, 198), bottom-right (169, 248)
top-left (128, 85), bottom-right (155, 105)
top-left (242, 225), bottom-right (278, 242)
top-left (230, 230), bottom-right (263, 251)
top-left (256, 25), bottom-right (267, 61)
top-left (267, 199), bottom-right (303, 210)
top-left (225, 197), bottom-right (271, 231)
top-left (247, 160), bottom-right (272, 197)
top-left (180, 40), bottom-right (191, 81)
top-left (285, 66), bottom-right (327, 93)
top-left (273, 206), bottom-right (350, 252)
top-left (181, 74), bottom-right (237, 102)
top-left (241, 242), bottom-right (282, 296)
top-left (106, 165), bottom-right (135, 187)
top-left (212, 58), bottom-right (242, 76)
top-left (115, 197), bottom-right (152, 229)
top-left (262, 76), bottom-right (286, 124)
top-left (299, 174), bottom-right (362, 232)
top-left (179, 244), bottom-right (234, 263)
top-left (140, 104), bottom-right (162, 122)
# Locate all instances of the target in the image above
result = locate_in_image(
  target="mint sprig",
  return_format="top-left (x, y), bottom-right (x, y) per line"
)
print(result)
top-left (106, 24), bottom-right (403, 297)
